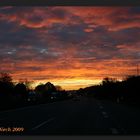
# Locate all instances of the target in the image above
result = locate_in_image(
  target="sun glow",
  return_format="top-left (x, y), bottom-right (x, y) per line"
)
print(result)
top-left (30, 79), bottom-right (102, 90)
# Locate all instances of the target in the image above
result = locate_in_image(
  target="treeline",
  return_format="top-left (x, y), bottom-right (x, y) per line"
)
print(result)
top-left (77, 75), bottom-right (140, 106)
top-left (0, 73), bottom-right (71, 111)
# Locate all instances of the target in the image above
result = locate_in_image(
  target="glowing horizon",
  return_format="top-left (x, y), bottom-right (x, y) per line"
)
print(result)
top-left (22, 79), bottom-right (101, 90)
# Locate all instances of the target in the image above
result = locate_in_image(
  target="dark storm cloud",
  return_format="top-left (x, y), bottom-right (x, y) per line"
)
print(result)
top-left (48, 24), bottom-right (87, 43)
top-left (0, 20), bottom-right (42, 47)
top-left (129, 7), bottom-right (140, 14)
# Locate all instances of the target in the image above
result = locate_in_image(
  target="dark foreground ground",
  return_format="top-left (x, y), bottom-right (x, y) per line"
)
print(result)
top-left (0, 96), bottom-right (140, 135)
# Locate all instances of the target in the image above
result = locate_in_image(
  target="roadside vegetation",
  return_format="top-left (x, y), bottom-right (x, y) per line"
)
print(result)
top-left (77, 75), bottom-right (140, 107)
top-left (0, 72), bottom-right (140, 111)
top-left (0, 72), bottom-right (72, 111)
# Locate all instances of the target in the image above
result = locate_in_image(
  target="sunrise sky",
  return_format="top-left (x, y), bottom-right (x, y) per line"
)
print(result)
top-left (0, 7), bottom-right (140, 90)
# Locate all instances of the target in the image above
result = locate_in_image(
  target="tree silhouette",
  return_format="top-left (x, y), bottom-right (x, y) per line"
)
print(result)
top-left (19, 78), bottom-right (33, 90)
top-left (55, 85), bottom-right (63, 91)
top-left (35, 82), bottom-right (56, 102)
top-left (0, 73), bottom-right (14, 106)
top-left (35, 84), bottom-right (45, 97)
top-left (0, 72), bottom-right (12, 83)
top-left (78, 75), bottom-right (140, 105)
top-left (44, 82), bottom-right (56, 93)
top-left (14, 83), bottom-right (28, 102)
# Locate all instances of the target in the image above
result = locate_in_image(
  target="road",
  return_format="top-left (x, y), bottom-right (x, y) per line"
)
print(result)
top-left (0, 96), bottom-right (140, 135)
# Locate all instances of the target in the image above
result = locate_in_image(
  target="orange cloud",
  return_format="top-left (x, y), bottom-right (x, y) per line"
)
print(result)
top-left (4, 57), bottom-right (137, 90)
top-left (84, 28), bottom-right (94, 32)
top-left (0, 7), bottom-right (140, 90)
top-left (117, 42), bottom-right (140, 55)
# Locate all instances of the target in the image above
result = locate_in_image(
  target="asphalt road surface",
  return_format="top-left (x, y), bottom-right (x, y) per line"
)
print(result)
top-left (0, 96), bottom-right (140, 135)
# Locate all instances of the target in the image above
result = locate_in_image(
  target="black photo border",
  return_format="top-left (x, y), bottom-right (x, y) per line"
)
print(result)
top-left (0, 0), bottom-right (140, 140)
top-left (0, 0), bottom-right (140, 6)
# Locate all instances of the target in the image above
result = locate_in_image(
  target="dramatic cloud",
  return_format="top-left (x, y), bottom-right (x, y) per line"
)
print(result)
top-left (0, 6), bottom-right (140, 90)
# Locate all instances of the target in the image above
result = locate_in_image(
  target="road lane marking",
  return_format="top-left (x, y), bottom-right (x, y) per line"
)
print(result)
top-left (103, 115), bottom-right (109, 118)
top-left (0, 102), bottom-right (59, 114)
top-left (0, 105), bottom-right (44, 113)
top-left (102, 111), bottom-right (107, 115)
top-left (110, 128), bottom-right (119, 134)
top-left (101, 111), bottom-right (109, 118)
top-left (31, 118), bottom-right (55, 130)
top-left (108, 115), bottom-right (127, 134)
top-left (99, 106), bottom-right (103, 109)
